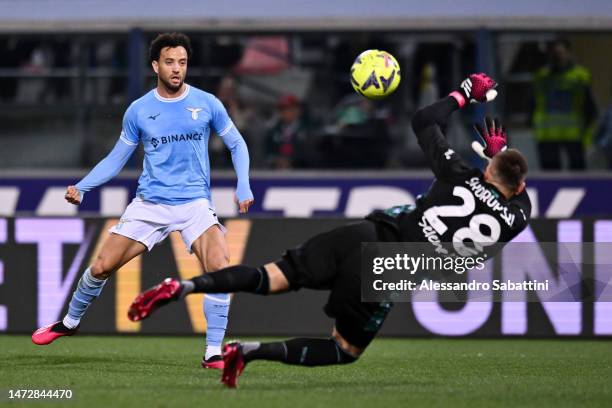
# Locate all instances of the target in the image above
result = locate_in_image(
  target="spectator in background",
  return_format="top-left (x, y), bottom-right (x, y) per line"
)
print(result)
top-left (417, 62), bottom-right (439, 108)
top-left (595, 98), bottom-right (612, 169)
top-left (212, 75), bottom-right (257, 168)
top-left (264, 94), bottom-right (314, 169)
top-left (532, 38), bottom-right (597, 170)
top-left (0, 38), bottom-right (19, 101)
top-left (217, 75), bottom-right (250, 131)
top-left (319, 94), bottom-right (392, 168)
top-left (50, 36), bottom-right (75, 103)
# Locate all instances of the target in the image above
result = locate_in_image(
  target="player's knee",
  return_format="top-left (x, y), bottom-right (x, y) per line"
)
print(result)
top-left (335, 343), bottom-right (359, 364)
top-left (90, 257), bottom-right (116, 280)
top-left (332, 327), bottom-right (365, 359)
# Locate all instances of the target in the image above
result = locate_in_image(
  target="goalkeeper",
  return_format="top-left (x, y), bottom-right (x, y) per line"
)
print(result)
top-left (128, 73), bottom-right (531, 388)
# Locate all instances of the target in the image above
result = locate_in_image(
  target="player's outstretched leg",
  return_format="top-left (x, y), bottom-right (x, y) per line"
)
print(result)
top-left (128, 264), bottom-right (270, 321)
top-left (221, 338), bottom-right (359, 388)
top-left (33, 234), bottom-right (145, 345)
top-left (32, 267), bottom-right (107, 345)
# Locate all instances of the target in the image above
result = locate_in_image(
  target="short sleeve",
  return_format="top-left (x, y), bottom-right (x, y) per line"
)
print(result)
top-left (120, 104), bottom-right (140, 145)
top-left (210, 96), bottom-right (233, 136)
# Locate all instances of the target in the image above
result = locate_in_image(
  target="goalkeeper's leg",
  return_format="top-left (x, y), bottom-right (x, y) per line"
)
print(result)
top-left (127, 263), bottom-right (289, 322)
top-left (220, 328), bottom-right (363, 388)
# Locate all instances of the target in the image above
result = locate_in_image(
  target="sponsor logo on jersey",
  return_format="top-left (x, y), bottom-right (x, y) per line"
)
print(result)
top-left (444, 148), bottom-right (455, 160)
top-left (148, 113), bottom-right (161, 120)
top-left (418, 215), bottom-right (449, 255)
top-left (149, 132), bottom-right (204, 148)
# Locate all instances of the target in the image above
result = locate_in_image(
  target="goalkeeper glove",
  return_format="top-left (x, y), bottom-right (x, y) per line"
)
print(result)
top-left (471, 116), bottom-right (508, 160)
top-left (450, 73), bottom-right (498, 107)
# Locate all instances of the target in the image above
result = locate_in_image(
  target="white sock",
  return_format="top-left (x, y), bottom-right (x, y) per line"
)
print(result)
top-left (205, 346), bottom-right (222, 359)
top-left (62, 315), bottom-right (80, 329)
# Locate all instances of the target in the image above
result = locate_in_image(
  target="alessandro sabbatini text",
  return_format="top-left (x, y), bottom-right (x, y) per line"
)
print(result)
top-left (360, 242), bottom-right (600, 303)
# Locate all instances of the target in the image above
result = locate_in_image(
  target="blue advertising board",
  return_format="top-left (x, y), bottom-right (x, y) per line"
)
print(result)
top-left (0, 173), bottom-right (609, 218)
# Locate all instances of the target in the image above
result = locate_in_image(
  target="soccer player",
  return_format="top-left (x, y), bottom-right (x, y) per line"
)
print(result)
top-left (129, 73), bottom-right (531, 387)
top-left (32, 33), bottom-right (254, 369)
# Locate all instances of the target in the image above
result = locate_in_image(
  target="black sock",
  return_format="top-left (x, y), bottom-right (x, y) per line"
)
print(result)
top-left (242, 338), bottom-right (357, 366)
top-left (188, 265), bottom-right (269, 295)
top-left (52, 321), bottom-right (76, 333)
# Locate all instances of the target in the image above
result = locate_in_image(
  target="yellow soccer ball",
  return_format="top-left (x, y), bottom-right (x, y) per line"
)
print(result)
top-left (350, 49), bottom-right (401, 100)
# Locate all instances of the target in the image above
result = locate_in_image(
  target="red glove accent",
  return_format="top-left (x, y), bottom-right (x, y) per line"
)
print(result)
top-left (473, 116), bottom-right (508, 159)
top-left (459, 73), bottom-right (498, 104)
top-left (449, 91), bottom-right (466, 108)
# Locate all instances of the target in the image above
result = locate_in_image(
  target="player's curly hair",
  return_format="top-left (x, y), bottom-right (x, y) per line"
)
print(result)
top-left (492, 148), bottom-right (528, 191)
top-left (149, 32), bottom-right (193, 62)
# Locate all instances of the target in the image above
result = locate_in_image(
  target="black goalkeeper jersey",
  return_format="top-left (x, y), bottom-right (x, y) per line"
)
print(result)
top-left (367, 98), bottom-right (531, 259)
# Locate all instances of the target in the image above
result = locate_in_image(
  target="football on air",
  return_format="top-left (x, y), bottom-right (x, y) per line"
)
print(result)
top-left (350, 49), bottom-right (401, 100)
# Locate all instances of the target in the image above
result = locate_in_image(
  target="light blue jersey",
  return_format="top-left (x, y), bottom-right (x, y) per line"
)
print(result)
top-left (75, 84), bottom-right (252, 205)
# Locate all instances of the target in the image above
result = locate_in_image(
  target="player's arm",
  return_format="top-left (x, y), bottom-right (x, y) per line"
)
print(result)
top-left (411, 96), bottom-right (468, 179)
top-left (411, 73), bottom-right (498, 180)
top-left (68, 138), bottom-right (137, 204)
top-left (212, 97), bottom-right (254, 213)
top-left (508, 189), bottom-right (532, 231)
top-left (68, 106), bottom-right (140, 205)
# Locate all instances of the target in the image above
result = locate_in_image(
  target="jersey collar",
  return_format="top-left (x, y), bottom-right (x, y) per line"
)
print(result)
top-left (154, 84), bottom-right (190, 103)
top-left (482, 179), bottom-right (504, 200)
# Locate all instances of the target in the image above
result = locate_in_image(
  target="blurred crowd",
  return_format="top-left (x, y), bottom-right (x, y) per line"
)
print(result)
top-left (0, 37), bottom-right (127, 105)
top-left (1, 33), bottom-right (612, 171)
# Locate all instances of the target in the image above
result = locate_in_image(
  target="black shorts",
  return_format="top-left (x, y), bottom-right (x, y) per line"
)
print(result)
top-left (276, 220), bottom-right (395, 349)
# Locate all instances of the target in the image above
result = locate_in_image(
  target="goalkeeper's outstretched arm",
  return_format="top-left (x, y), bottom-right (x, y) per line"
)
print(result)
top-left (411, 96), bottom-right (461, 135)
top-left (410, 73), bottom-right (498, 180)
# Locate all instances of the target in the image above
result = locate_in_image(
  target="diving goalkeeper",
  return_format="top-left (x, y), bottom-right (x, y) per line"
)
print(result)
top-left (128, 73), bottom-right (531, 388)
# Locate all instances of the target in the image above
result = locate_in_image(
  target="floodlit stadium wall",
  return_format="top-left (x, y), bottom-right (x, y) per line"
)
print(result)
top-left (1, 217), bottom-right (611, 338)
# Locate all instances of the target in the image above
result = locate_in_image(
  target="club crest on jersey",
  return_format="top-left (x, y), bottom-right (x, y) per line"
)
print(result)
top-left (187, 107), bottom-right (202, 120)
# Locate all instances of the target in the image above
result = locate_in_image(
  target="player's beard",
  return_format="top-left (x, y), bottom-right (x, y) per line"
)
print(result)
top-left (159, 74), bottom-right (184, 93)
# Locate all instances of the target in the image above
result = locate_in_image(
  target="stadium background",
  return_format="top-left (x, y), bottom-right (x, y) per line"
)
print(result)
top-left (1, 0), bottom-right (612, 340)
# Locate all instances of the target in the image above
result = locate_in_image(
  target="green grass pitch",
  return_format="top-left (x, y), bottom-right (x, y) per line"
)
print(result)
top-left (1, 335), bottom-right (611, 407)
